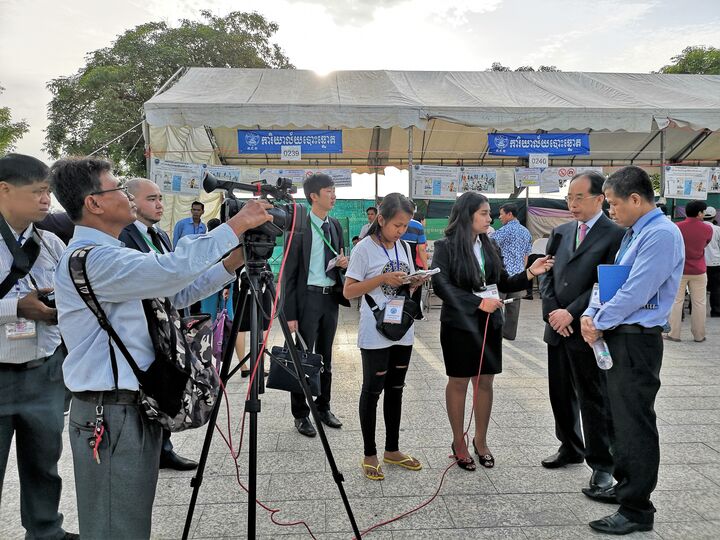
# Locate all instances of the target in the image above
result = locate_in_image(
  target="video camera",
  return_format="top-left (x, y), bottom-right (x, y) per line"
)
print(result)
top-left (203, 172), bottom-right (297, 259)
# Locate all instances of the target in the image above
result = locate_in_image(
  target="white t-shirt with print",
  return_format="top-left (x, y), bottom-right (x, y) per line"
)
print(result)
top-left (345, 236), bottom-right (416, 349)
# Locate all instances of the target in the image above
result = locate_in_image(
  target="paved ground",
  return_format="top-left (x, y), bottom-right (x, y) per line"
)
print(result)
top-left (2, 299), bottom-right (720, 539)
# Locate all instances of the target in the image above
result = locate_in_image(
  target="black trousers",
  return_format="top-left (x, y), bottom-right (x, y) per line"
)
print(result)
top-left (708, 265), bottom-right (720, 316)
top-left (359, 345), bottom-right (412, 456)
top-left (547, 336), bottom-right (613, 471)
top-left (291, 290), bottom-right (339, 418)
top-left (604, 331), bottom-right (663, 524)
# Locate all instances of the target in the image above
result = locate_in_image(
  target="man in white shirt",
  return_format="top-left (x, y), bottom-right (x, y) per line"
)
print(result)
top-left (704, 207), bottom-right (720, 317)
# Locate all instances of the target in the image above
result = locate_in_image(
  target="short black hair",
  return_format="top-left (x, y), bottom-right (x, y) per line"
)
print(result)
top-left (685, 200), bottom-right (707, 218)
top-left (0, 153), bottom-right (49, 186)
top-left (500, 203), bottom-right (518, 217)
top-left (366, 206), bottom-right (377, 214)
top-left (191, 201), bottom-right (204, 210)
top-left (571, 171), bottom-right (605, 196)
top-left (603, 166), bottom-right (655, 203)
top-left (413, 211), bottom-right (425, 222)
top-left (49, 157), bottom-right (113, 222)
top-left (303, 173), bottom-right (334, 204)
top-left (206, 217), bottom-right (222, 231)
top-left (351, 235), bottom-right (360, 241)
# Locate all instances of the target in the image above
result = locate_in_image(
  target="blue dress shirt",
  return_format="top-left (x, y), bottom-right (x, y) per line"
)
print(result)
top-left (172, 217), bottom-right (207, 247)
top-left (583, 208), bottom-right (684, 330)
top-left (55, 224), bottom-right (238, 391)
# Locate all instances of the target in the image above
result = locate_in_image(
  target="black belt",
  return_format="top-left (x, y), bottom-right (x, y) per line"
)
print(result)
top-left (607, 324), bottom-right (663, 335)
top-left (307, 285), bottom-right (334, 295)
top-left (0, 355), bottom-right (51, 371)
top-left (73, 390), bottom-right (141, 405)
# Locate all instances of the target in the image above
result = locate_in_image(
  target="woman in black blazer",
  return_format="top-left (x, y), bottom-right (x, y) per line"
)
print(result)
top-left (431, 192), bottom-right (553, 471)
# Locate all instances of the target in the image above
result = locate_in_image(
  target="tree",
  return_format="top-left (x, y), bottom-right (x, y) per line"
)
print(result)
top-left (658, 46), bottom-right (720, 74)
top-left (0, 85), bottom-right (29, 154)
top-left (487, 63), bottom-right (560, 72)
top-left (45, 10), bottom-right (293, 176)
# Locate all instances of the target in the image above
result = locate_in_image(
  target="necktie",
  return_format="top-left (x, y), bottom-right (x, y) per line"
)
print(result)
top-left (616, 228), bottom-right (634, 263)
top-left (146, 226), bottom-right (165, 253)
top-left (578, 223), bottom-right (588, 245)
top-left (321, 221), bottom-right (336, 279)
top-left (16, 234), bottom-right (24, 246)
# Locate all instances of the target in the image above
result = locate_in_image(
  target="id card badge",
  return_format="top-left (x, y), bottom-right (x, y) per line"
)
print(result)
top-left (5, 319), bottom-right (37, 340)
top-left (477, 284), bottom-right (500, 300)
top-left (589, 283), bottom-right (602, 309)
top-left (383, 297), bottom-right (405, 324)
top-left (326, 256), bottom-right (338, 272)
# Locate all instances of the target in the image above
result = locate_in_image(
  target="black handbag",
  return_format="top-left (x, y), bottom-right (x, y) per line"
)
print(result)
top-left (267, 332), bottom-right (323, 395)
top-left (364, 284), bottom-right (421, 341)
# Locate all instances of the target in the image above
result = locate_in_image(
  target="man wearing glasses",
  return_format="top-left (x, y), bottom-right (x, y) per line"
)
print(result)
top-left (540, 172), bottom-right (624, 499)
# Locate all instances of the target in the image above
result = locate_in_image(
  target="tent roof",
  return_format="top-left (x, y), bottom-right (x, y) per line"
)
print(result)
top-left (145, 68), bottom-right (720, 132)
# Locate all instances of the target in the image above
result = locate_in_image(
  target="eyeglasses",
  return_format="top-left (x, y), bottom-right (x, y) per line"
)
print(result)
top-left (565, 194), bottom-right (600, 204)
top-left (89, 186), bottom-right (131, 198)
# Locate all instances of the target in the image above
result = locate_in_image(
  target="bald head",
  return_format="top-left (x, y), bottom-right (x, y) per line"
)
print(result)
top-left (127, 178), bottom-right (164, 226)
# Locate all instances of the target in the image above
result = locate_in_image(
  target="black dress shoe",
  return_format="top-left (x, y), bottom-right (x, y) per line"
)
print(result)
top-left (582, 484), bottom-right (618, 504)
top-left (589, 469), bottom-right (614, 490)
top-left (294, 417), bottom-right (317, 437)
top-left (522, 294), bottom-right (534, 300)
top-left (62, 533), bottom-right (80, 540)
top-left (318, 410), bottom-right (342, 428)
top-left (160, 450), bottom-right (198, 471)
top-left (589, 511), bottom-right (653, 535)
top-left (541, 451), bottom-right (584, 468)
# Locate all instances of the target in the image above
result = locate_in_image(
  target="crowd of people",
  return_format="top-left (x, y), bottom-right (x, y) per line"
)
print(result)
top-left (0, 152), bottom-right (713, 538)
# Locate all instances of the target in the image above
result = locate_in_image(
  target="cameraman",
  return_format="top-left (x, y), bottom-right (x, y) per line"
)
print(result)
top-left (50, 157), bottom-right (270, 539)
top-left (0, 154), bottom-right (78, 540)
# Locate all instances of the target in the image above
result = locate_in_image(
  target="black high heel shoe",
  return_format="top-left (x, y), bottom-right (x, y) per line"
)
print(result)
top-left (472, 439), bottom-right (495, 468)
top-left (451, 443), bottom-right (476, 471)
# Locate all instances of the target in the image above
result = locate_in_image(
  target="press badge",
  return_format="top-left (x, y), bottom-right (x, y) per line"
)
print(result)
top-left (383, 297), bottom-right (405, 324)
top-left (5, 319), bottom-right (37, 340)
top-left (589, 283), bottom-right (602, 309)
top-left (475, 284), bottom-right (500, 299)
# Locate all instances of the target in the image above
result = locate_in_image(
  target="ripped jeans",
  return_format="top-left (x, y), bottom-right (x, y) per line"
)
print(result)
top-left (359, 345), bottom-right (412, 457)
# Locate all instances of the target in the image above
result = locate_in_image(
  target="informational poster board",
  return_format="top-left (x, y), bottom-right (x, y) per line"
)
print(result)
top-left (258, 168), bottom-right (352, 188)
top-left (541, 166), bottom-right (604, 189)
top-left (459, 167), bottom-right (497, 194)
top-left (664, 166), bottom-right (710, 200)
top-left (411, 165), bottom-right (459, 200)
top-left (514, 168), bottom-right (542, 188)
top-left (709, 168), bottom-right (720, 194)
top-left (150, 158), bottom-right (203, 196)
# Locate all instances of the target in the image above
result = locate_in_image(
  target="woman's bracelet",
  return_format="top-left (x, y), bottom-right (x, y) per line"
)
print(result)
top-left (528, 268), bottom-right (537, 278)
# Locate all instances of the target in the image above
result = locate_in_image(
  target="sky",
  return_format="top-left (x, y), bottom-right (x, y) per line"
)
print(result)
top-left (1, 0), bottom-right (719, 198)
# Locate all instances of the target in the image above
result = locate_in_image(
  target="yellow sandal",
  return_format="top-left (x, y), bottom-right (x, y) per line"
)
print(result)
top-left (362, 461), bottom-right (385, 481)
top-left (382, 455), bottom-right (422, 471)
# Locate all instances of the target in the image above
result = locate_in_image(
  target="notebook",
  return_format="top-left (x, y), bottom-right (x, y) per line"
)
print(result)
top-left (597, 264), bottom-right (659, 309)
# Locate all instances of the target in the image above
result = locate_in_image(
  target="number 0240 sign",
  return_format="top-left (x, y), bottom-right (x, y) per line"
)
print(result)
top-left (529, 153), bottom-right (549, 169)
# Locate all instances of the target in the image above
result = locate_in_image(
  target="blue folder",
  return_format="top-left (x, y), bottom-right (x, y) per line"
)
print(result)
top-left (597, 264), bottom-right (659, 309)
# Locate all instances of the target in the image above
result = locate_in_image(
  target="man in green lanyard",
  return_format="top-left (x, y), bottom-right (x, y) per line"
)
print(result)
top-left (119, 178), bottom-right (198, 470)
top-left (285, 174), bottom-right (350, 437)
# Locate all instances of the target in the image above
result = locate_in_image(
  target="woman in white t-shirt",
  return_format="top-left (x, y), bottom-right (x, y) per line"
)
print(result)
top-left (344, 193), bottom-right (428, 481)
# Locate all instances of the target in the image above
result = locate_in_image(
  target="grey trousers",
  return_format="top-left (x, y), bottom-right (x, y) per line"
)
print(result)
top-left (500, 291), bottom-right (524, 340)
top-left (69, 395), bottom-right (162, 539)
top-left (0, 348), bottom-right (67, 540)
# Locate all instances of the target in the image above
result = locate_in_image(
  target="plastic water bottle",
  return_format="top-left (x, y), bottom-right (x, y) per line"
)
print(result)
top-left (591, 339), bottom-right (613, 370)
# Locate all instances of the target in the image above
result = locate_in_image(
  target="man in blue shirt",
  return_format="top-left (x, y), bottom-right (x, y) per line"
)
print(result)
top-left (50, 157), bottom-right (271, 539)
top-left (172, 200), bottom-right (207, 247)
top-left (581, 166), bottom-right (684, 535)
top-left (491, 203), bottom-right (532, 340)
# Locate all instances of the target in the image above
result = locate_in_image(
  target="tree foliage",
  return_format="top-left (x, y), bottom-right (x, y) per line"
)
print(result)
top-left (0, 85), bottom-right (29, 155)
top-left (658, 46), bottom-right (720, 75)
top-left (488, 63), bottom-right (560, 72)
top-left (45, 10), bottom-right (293, 176)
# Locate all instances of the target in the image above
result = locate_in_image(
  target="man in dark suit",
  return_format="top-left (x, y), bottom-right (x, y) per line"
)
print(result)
top-left (119, 178), bottom-right (197, 471)
top-left (539, 172), bottom-right (624, 495)
top-left (285, 174), bottom-right (350, 437)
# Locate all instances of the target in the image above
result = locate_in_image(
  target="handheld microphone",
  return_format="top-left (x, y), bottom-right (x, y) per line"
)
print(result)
top-left (546, 233), bottom-right (563, 256)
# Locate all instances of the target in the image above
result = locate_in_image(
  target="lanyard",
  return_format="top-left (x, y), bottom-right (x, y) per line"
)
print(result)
top-left (309, 218), bottom-right (339, 256)
top-left (141, 233), bottom-right (162, 254)
top-left (378, 237), bottom-right (400, 271)
top-left (614, 212), bottom-right (664, 263)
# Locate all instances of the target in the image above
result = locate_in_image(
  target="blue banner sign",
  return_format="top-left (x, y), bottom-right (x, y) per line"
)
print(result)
top-left (238, 130), bottom-right (343, 154)
top-left (488, 133), bottom-right (590, 156)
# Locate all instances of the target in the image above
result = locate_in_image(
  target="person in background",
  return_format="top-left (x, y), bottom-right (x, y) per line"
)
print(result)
top-left (359, 206), bottom-right (377, 239)
top-left (666, 200), bottom-right (713, 342)
top-left (344, 193), bottom-right (428, 481)
top-left (431, 192), bottom-right (553, 471)
top-left (351, 235), bottom-right (360, 248)
top-left (172, 200), bottom-right (206, 247)
top-left (0, 153), bottom-right (78, 540)
top-left (523, 234), bottom-right (549, 300)
top-left (408, 211), bottom-right (428, 270)
top-left (704, 206), bottom-right (720, 317)
top-left (490, 203), bottom-right (532, 340)
top-left (36, 210), bottom-right (75, 245)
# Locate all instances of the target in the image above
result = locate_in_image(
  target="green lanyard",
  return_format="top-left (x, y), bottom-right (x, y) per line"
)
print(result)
top-left (141, 233), bottom-right (162, 254)
top-left (309, 218), bottom-right (339, 257)
top-left (477, 242), bottom-right (485, 277)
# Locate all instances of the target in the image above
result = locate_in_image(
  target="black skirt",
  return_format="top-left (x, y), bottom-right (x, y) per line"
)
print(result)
top-left (440, 320), bottom-right (503, 377)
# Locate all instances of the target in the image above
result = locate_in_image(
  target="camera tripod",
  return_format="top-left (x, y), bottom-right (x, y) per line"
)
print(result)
top-left (182, 251), bottom-right (360, 539)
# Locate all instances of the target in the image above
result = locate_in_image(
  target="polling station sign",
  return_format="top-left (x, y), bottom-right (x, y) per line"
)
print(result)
top-left (488, 133), bottom-right (590, 156)
top-left (238, 130), bottom-right (343, 154)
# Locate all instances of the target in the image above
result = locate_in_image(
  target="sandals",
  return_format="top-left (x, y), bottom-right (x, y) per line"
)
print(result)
top-left (473, 439), bottom-right (495, 468)
top-left (451, 443), bottom-right (476, 471)
top-left (362, 461), bottom-right (384, 481)
top-left (383, 454), bottom-right (422, 471)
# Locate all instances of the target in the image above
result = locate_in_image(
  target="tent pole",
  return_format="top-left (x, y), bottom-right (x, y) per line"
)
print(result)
top-left (660, 128), bottom-right (666, 197)
top-left (408, 127), bottom-right (414, 197)
top-left (374, 171), bottom-right (379, 200)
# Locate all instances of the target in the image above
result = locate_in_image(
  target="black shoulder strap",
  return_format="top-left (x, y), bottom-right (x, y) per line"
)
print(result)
top-left (68, 247), bottom-right (145, 388)
top-left (0, 217), bottom-right (42, 299)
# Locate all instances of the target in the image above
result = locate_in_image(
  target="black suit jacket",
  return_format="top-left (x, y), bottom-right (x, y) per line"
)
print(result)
top-left (119, 223), bottom-right (172, 254)
top-left (284, 207), bottom-right (350, 321)
top-left (540, 213), bottom-right (625, 346)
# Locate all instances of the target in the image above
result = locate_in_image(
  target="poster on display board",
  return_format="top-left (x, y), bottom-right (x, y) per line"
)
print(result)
top-left (150, 158), bottom-right (203, 196)
top-left (495, 169), bottom-right (516, 193)
top-left (541, 166), bottom-right (604, 189)
top-left (514, 168), bottom-right (541, 188)
top-left (664, 166), bottom-right (710, 200)
top-left (709, 168), bottom-right (720, 193)
top-left (411, 165), bottom-right (459, 200)
top-left (459, 167), bottom-right (496, 194)
top-left (258, 168), bottom-right (352, 189)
